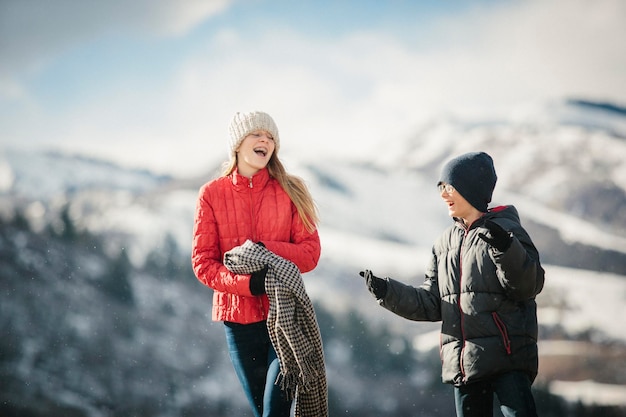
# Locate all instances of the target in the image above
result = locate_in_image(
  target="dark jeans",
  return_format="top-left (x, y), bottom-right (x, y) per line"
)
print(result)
top-left (224, 321), bottom-right (292, 417)
top-left (454, 371), bottom-right (538, 417)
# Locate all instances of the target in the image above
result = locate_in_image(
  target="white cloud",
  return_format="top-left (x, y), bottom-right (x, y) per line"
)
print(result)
top-left (1, 0), bottom-right (625, 176)
top-left (0, 0), bottom-right (231, 76)
top-left (151, 0), bottom-right (626, 175)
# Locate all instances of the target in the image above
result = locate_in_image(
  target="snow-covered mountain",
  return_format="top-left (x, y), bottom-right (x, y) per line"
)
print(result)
top-left (4, 99), bottom-right (626, 264)
top-left (2, 97), bottom-right (626, 335)
top-left (2, 98), bottom-right (626, 414)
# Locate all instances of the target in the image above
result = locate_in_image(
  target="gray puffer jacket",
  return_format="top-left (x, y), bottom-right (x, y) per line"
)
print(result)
top-left (380, 205), bottom-right (545, 386)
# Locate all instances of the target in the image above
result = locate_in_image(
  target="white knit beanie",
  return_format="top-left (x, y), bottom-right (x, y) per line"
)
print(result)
top-left (228, 111), bottom-right (280, 157)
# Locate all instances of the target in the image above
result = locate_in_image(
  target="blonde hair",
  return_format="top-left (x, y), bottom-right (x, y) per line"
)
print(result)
top-left (221, 152), bottom-right (319, 233)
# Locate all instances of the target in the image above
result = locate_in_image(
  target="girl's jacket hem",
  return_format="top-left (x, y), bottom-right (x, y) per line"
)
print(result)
top-left (380, 205), bottom-right (544, 386)
top-left (191, 167), bottom-right (321, 324)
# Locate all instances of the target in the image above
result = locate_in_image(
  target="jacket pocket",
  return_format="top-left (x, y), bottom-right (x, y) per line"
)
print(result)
top-left (492, 312), bottom-right (512, 355)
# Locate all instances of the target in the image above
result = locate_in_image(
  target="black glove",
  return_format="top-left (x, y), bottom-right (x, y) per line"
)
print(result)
top-left (359, 270), bottom-right (388, 299)
top-left (478, 220), bottom-right (512, 252)
top-left (249, 265), bottom-right (268, 295)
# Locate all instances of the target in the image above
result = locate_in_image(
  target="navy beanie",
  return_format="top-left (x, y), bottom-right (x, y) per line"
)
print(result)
top-left (438, 151), bottom-right (497, 212)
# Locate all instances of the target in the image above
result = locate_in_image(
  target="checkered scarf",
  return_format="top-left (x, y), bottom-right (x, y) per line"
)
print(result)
top-left (224, 240), bottom-right (328, 417)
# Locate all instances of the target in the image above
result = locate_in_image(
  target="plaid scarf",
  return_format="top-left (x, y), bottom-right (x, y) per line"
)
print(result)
top-left (224, 240), bottom-right (328, 417)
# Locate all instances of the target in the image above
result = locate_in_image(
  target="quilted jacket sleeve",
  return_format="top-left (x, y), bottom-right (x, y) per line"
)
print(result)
top-left (261, 203), bottom-right (321, 273)
top-left (191, 185), bottom-right (254, 297)
top-left (486, 217), bottom-right (545, 301)
top-left (380, 246), bottom-right (442, 322)
top-left (480, 210), bottom-right (545, 301)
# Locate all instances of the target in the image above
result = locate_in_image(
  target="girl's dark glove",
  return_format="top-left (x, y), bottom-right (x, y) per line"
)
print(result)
top-left (249, 265), bottom-right (268, 295)
top-left (479, 220), bottom-right (512, 252)
top-left (359, 270), bottom-right (388, 299)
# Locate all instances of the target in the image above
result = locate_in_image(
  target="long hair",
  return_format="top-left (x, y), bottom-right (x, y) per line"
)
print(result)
top-left (221, 153), bottom-right (319, 233)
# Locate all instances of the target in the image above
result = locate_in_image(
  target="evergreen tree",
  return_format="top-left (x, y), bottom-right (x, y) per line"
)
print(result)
top-left (59, 204), bottom-right (77, 240)
top-left (101, 247), bottom-right (134, 306)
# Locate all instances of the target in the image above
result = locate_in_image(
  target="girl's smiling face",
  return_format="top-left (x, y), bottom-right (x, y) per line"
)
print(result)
top-left (236, 130), bottom-right (276, 177)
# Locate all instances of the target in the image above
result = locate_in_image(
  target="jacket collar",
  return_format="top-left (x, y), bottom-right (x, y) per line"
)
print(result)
top-left (231, 167), bottom-right (271, 191)
top-left (453, 205), bottom-right (515, 230)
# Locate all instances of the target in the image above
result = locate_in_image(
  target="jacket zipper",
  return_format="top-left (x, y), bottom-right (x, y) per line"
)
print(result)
top-left (247, 177), bottom-right (257, 242)
top-left (492, 312), bottom-right (512, 355)
top-left (458, 217), bottom-right (485, 382)
top-left (458, 228), bottom-right (468, 381)
top-left (247, 175), bottom-right (264, 315)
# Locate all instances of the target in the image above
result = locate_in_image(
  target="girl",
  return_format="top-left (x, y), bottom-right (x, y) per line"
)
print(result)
top-left (192, 111), bottom-right (321, 417)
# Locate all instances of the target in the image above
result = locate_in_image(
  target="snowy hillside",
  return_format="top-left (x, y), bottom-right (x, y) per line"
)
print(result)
top-left (374, 99), bottom-right (626, 236)
top-left (0, 149), bottom-right (172, 198)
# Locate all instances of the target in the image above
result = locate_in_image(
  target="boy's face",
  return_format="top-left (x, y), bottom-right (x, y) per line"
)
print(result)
top-left (439, 183), bottom-right (480, 223)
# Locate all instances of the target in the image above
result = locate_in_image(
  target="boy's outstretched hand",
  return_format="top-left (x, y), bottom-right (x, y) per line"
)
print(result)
top-left (359, 270), bottom-right (388, 299)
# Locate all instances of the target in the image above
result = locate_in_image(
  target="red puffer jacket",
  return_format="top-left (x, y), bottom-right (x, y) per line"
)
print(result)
top-left (192, 167), bottom-right (321, 324)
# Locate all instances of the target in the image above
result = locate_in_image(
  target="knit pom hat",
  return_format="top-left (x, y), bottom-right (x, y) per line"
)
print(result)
top-left (438, 151), bottom-right (497, 212)
top-left (228, 111), bottom-right (280, 157)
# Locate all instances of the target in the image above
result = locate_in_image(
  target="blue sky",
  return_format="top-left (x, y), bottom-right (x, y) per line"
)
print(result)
top-left (1, 0), bottom-right (625, 176)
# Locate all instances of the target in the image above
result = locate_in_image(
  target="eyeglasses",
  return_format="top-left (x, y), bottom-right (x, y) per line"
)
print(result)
top-left (438, 183), bottom-right (455, 194)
